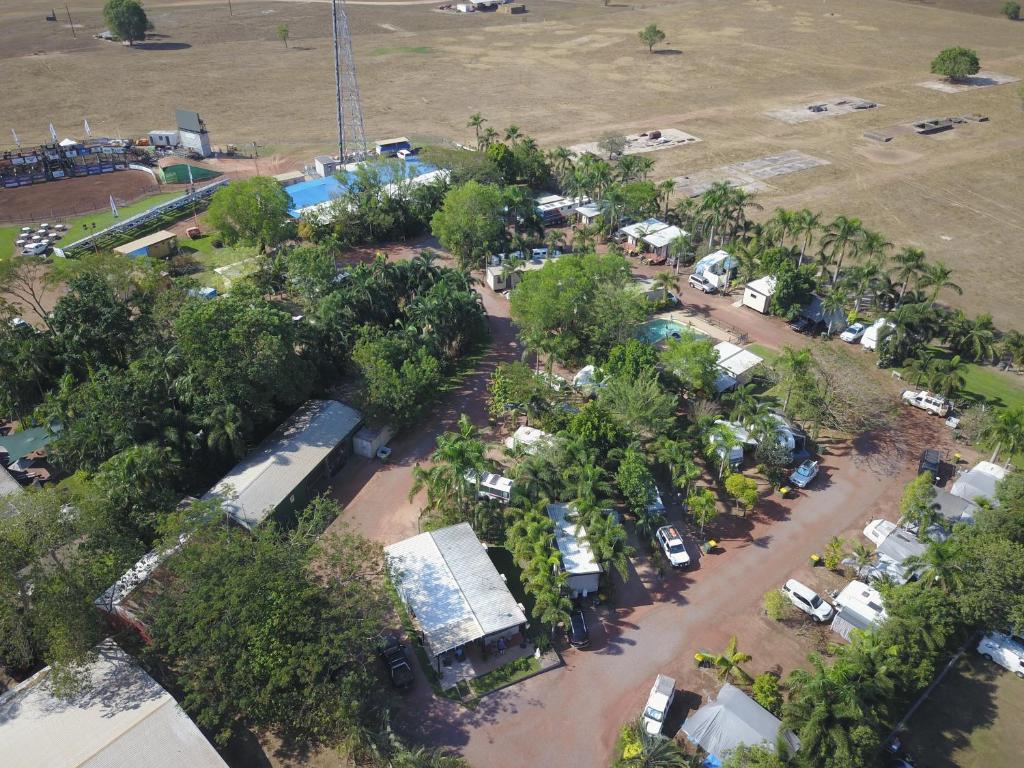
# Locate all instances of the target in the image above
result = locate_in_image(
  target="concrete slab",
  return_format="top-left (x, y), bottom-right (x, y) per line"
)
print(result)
top-left (672, 150), bottom-right (829, 197)
top-left (766, 95), bottom-right (882, 124)
top-left (569, 127), bottom-right (702, 157)
top-left (917, 71), bottom-right (1019, 94)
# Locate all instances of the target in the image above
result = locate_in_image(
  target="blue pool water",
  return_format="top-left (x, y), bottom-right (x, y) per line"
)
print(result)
top-left (636, 319), bottom-right (707, 344)
top-left (286, 158), bottom-right (437, 216)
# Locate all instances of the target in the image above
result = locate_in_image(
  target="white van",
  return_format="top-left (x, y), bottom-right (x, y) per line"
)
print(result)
top-left (978, 632), bottom-right (1024, 678)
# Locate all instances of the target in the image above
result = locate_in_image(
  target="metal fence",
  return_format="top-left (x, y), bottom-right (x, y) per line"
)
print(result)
top-left (54, 177), bottom-right (230, 258)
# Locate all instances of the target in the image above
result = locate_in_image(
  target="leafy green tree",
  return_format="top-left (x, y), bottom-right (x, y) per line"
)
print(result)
top-left (598, 372), bottom-right (678, 444)
top-left (724, 473), bottom-right (758, 515)
top-left (688, 488), bottom-right (717, 537)
top-left (1005, 1), bottom-right (1022, 19)
top-left (769, 263), bottom-right (817, 319)
top-left (616, 447), bottom-right (655, 516)
top-left (582, 510), bottom-right (634, 583)
top-left (930, 47), bottom-right (981, 81)
top-left (823, 535), bottom-right (846, 570)
top-left (174, 284), bottom-right (314, 423)
top-left (409, 414), bottom-right (487, 530)
top-left (945, 311), bottom-right (997, 363)
top-left (605, 339), bottom-right (659, 380)
top-left (978, 474), bottom-right (1024, 542)
top-left (430, 181), bottom-right (506, 270)
top-left (899, 472), bottom-right (938, 539)
top-left (51, 271), bottom-right (135, 373)
top-left (638, 23), bottom-right (666, 53)
top-left (353, 339), bottom-right (442, 427)
top-left (207, 176), bottom-right (293, 250)
top-left (721, 744), bottom-right (786, 768)
top-left (284, 244), bottom-right (339, 304)
top-left (982, 405), bottom-right (1024, 464)
top-left (752, 672), bottom-right (783, 716)
top-left (146, 505), bottom-right (388, 746)
top-left (103, 0), bottom-right (149, 45)
top-left (93, 443), bottom-right (180, 539)
top-left (660, 331), bottom-right (720, 395)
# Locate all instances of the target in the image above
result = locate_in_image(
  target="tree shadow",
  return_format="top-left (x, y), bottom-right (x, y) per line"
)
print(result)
top-left (654, 49), bottom-right (683, 56)
top-left (134, 42), bottom-right (192, 51)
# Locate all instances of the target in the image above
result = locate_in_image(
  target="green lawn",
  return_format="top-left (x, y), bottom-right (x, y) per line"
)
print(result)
top-left (746, 343), bottom-right (779, 364)
top-left (179, 235), bottom-right (260, 292)
top-left (0, 225), bottom-right (19, 262)
top-left (960, 363), bottom-right (1024, 411)
top-left (904, 653), bottom-right (1024, 768)
top-left (56, 191), bottom-right (185, 245)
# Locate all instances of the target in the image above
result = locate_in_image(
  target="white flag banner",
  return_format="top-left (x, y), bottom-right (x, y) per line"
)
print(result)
top-left (187, 163), bottom-right (194, 188)
top-left (11, 128), bottom-right (19, 147)
top-left (110, 195), bottom-right (119, 218)
top-left (49, 122), bottom-right (58, 142)
top-left (84, 118), bottom-right (92, 137)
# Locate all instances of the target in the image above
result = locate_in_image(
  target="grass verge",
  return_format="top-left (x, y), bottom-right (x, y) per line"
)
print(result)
top-left (56, 191), bottom-right (184, 245)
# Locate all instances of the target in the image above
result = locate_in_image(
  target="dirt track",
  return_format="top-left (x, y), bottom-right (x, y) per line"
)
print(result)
top-left (0, 170), bottom-right (159, 223)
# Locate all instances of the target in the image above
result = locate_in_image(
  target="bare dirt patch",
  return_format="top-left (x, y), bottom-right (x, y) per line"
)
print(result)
top-left (917, 70), bottom-right (1020, 93)
top-left (0, 171), bottom-right (160, 223)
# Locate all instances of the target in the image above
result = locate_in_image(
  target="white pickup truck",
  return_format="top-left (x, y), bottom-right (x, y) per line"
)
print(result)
top-left (642, 674), bottom-right (676, 735)
top-left (901, 390), bottom-right (951, 417)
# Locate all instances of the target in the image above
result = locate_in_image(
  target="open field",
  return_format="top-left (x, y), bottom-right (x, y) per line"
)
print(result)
top-left (3, 0), bottom-right (1023, 327)
top-left (904, 652), bottom-right (1024, 768)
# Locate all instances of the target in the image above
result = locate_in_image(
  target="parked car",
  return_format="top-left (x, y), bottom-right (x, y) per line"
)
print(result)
top-left (788, 316), bottom-right (812, 334)
top-left (977, 631), bottom-right (1024, 678)
top-left (568, 609), bottom-right (590, 648)
top-left (782, 579), bottom-right (835, 622)
top-left (21, 241), bottom-right (49, 256)
top-left (9, 317), bottom-right (30, 331)
top-left (840, 322), bottom-right (868, 343)
top-left (789, 459), bottom-right (819, 488)
top-left (656, 526), bottom-right (691, 568)
top-left (688, 274), bottom-right (716, 294)
top-left (378, 634), bottom-right (415, 689)
top-left (901, 390), bottom-right (951, 416)
top-left (918, 449), bottom-right (941, 481)
top-left (642, 674), bottom-right (676, 735)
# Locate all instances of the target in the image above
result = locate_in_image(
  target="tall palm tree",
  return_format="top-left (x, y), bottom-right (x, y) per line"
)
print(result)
top-left (767, 207), bottom-right (797, 247)
top-left (890, 246), bottom-right (926, 302)
top-left (859, 228), bottom-right (892, 265)
top-left (481, 126), bottom-right (498, 148)
top-left (902, 348), bottom-right (936, 387)
top-left (504, 125), bottom-right (522, 144)
top-left (697, 181), bottom-right (732, 250)
top-left (925, 354), bottom-right (966, 399)
top-left (946, 311), bottom-right (997, 363)
top-left (583, 512), bottom-right (634, 582)
top-left (548, 146), bottom-right (575, 191)
top-left (777, 347), bottom-right (813, 415)
top-left (919, 261), bottom-right (962, 306)
top-left (982, 405), bottom-right (1024, 465)
top-left (651, 270), bottom-right (679, 298)
top-left (819, 215), bottom-right (864, 285)
top-left (820, 287), bottom-right (848, 334)
top-left (467, 112), bottom-right (486, 150)
top-left (657, 179), bottom-right (676, 219)
top-left (713, 635), bottom-right (753, 684)
top-left (793, 208), bottom-right (822, 267)
top-left (203, 402), bottom-right (250, 460)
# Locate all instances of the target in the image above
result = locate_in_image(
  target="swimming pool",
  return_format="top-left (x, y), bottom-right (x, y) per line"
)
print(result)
top-left (286, 158), bottom-right (438, 216)
top-left (636, 318), bottom-right (707, 344)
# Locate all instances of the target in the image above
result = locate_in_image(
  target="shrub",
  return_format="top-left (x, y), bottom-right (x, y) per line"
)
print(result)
top-left (930, 47), bottom-right (981, 82)
top-left (824, 535), bottom-right (846, 571)
top-left (752, 672), bottom-right (783, 716)
top-left (617, 720), bottom-right (643, 762)
top-left (1003, 1), bottom-right (1021, 20)
top-left (764, 589), bottom-right (791, 621)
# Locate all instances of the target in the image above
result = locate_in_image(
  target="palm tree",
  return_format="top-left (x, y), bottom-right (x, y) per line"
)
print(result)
top-left (583, 511), bottom-right (634, 582)
top-left (777, 347), bottom-right (813, 415)
top-left (904, 538), bottom-right (964, 592)
top-left (767, 208), bottom-right (797, 247)
top-left (548, 146), bottom-right (575, 191)
top-left (848, 542), bottom-right (876, 575)
top-left (859, 228), bottom-right (892, 265)
top-left (902, 348), bottom-right (936, 387)
top-left (819, 215), bottom-right (864, 285)
top-left (713, 636), bottom-right (753, 684)
top-left (919, 261), bottom-right (962, 306)
top-left (657, 179), bottom-right (676, 219)
top-left (634, 503), bottom-right (666, 547)
top-left (573, 222), bottom-right (600, 253)
top-left (891, 247), bottom-right (926, 302)
top-left (982, 406), bottom-right (1024, 465)
top-left (467, 112), bottom-right (486, 149)
top-left (925, 354), bottom-right (966, 399)
top-left (946, 311), bottom-right (997, 363)
top-left (651, 270), bottom-right (679, 298)
top-left (697, 181), bottom-right (732, 250)
top-left (820, 287), bottom-right (848, 334)
top-left (793, 208), bottom-right (821, 267)
top-left (621, 720), bottom-right (693, 767)
top-left (504, 125), bottom-right (522, 144)
top-left (203, 402), bottom-right (250, 459)
top-left (480, 126), bottom-right (498, 148)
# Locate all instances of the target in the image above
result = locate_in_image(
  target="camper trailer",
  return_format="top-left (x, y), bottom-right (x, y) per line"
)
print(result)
top-left (464, 470), bottom-right (513, 503)
top-left (860, 318), bottom-right (894, 351)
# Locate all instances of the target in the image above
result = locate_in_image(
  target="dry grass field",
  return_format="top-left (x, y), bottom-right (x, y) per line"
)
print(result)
top-left (2, 0), bottom-right (1022, 326)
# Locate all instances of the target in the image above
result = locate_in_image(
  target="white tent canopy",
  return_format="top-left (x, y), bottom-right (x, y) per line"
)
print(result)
top-left (683, 684), bottom-right (799, 761)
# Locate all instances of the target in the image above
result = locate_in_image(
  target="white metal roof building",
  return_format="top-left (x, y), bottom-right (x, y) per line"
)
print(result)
top-left (0, 640), bottom-right (227, 768)
top-left (715, 341), bottom-right (765, 385)
top-left (831, 580), bottom-right (887, 641)
top-left (641, 225), bottom-right (686, 254)
top-left (618, 218), bottom-right (668, 244)
top-left (504, 425), bottom-right (555, 455)
top-left (385, 523), bottom-right (527, 659)
top-left (203, 399), bottom-right (362, 530)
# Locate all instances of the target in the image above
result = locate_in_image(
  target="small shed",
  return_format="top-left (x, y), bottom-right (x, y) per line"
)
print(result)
top-left (273, 170), bottom-right (307, 187)
top-left (148, 130), bottom-right (179, 148)
top-left (715, 342), bottom-right (764, 385)
top-left (547, 503), bottom-right (601, 597)
top-left (375, 137), bottom-right (412, 157)
top-left (314, 155), bottom-right (341, 178)
top-left (575, 202), bottom-right (602, 226)
top-left (741, 276), bottom-right (777, 314)
top-left (504, 425), bottom-right (555, 455)
top-left (353, 424), bottom-right (395, 458)
top-left (113, 230), bottom-right (178, 259)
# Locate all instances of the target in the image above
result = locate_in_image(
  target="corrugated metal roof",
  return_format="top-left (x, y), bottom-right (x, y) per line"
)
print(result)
top-left (642, 225), bottom-right (686, 248)
top-left (547, 503), bottom-right (601, 577)
top-left (203, 400), bottom-right (362, 529)
top-left (385, 523), bottom-right (526, 657)
top-left (0, 640), bottom-right (226, 768)
top-left (745, 275), bottom-right (777, 296)
top-left (0, 464), bottom-right (23, 500)
top-left (112, 230), bottom-right (176, 254)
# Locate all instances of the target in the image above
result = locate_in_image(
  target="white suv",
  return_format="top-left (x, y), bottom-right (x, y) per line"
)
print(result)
top-left (782, 579), bottom-right (835, 622)
top-left (656, 526), bottom-right (691, 568)
top-left (978, 632), bottom-right (1024, 678)
top-left (901, 390), bottom-right (951, 417)
top-left (688, 274), bottom-right (716, 293)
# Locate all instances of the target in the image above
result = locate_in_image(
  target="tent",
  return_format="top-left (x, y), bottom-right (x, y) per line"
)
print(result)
top-left (683, 684), bottom-right (798, 764)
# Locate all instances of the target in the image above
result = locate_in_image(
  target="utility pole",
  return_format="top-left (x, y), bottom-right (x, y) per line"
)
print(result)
top-left (65, 4), bottom-right (76, 38)
top-left (252, 141), bottom-right (260, 175)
